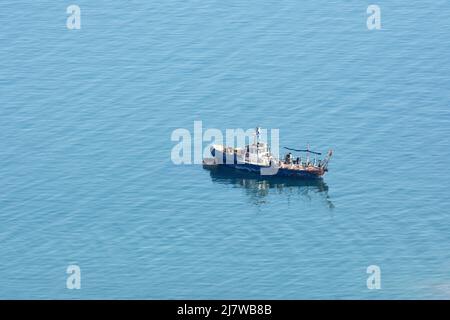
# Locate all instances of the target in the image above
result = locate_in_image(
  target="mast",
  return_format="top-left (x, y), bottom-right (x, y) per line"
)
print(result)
top-left (306, 143), bottom-right (310, 166)
top-left (322, 149), bottom-right (333, 170)
top-left (255, 126), bottom-right (260, 163)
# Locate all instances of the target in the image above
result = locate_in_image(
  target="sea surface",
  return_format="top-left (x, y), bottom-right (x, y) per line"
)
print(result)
top-left (1, 1), bottom-right (450, 299)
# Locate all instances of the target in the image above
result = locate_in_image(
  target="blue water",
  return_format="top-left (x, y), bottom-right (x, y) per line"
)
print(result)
top-left (1, 0), bottom-right (450, 299)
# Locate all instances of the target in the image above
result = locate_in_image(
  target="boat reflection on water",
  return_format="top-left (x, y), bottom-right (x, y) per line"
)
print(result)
top-left (204, 166), bottom-right (334, 208)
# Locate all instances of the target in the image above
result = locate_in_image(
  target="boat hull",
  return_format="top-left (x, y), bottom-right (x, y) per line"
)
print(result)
top-left (234, 163), bottom-right (323, 179)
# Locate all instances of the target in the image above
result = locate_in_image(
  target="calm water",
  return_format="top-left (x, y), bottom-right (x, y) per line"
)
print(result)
top-left (1, 1), bottom-right (450, 299)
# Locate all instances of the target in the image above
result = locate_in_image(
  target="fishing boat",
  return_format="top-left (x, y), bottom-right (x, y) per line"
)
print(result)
top-left (202, 127), bottom-right (333, 179)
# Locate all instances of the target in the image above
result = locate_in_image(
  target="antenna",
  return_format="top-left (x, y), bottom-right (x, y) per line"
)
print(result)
top-left (255, 126), bottom-right (261, 162)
